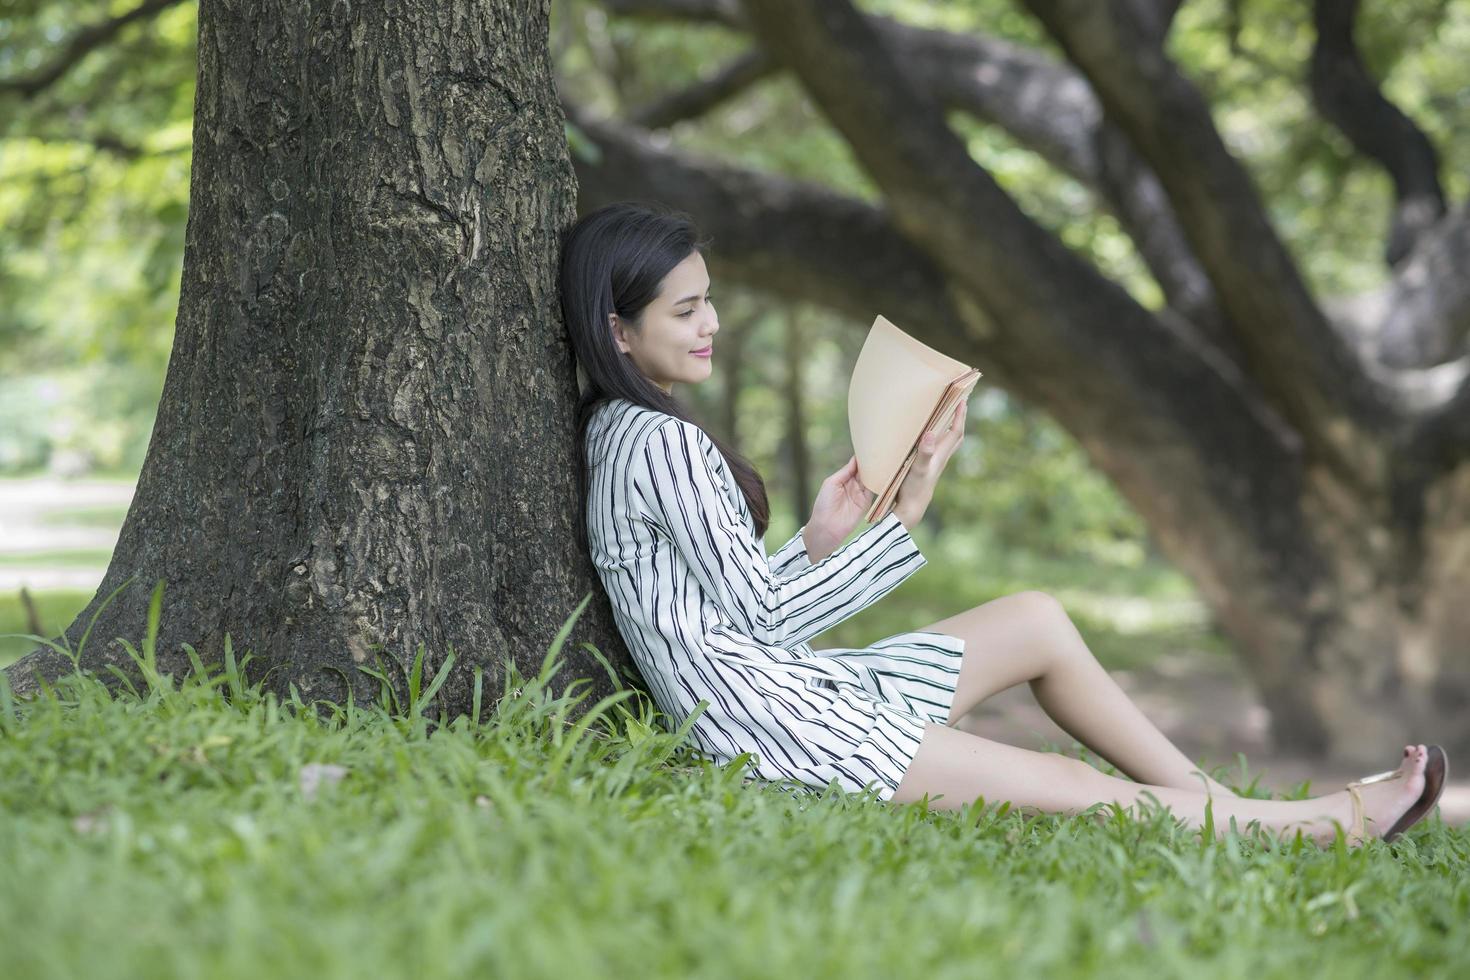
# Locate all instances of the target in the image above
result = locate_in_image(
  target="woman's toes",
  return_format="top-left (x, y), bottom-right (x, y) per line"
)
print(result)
top-left (1352, 747), bottom-right (1430, 842)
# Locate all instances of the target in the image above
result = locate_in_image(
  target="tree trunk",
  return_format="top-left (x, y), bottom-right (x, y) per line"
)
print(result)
top-left (715, 302), bottom-right (749, 449)
top-left (783, 308), bottom-right (813, 522)
top-left (5, 0), bottom-right (635, 716)
top-left (1152, 458), bottom-right (1470, 764)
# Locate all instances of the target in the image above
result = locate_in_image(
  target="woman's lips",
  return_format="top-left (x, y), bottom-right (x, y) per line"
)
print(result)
top-left (690, 346), bottom-right (713, 358)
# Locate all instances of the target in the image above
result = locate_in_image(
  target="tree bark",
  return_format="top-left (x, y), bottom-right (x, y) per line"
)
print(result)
top-left (5, 0), bottom-right (634, 717)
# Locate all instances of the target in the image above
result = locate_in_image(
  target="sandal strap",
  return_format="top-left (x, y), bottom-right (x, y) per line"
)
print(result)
top-left (1346, 783), bottom-right (1367, 843)
top-left (1350, 768), bottom-right (1404, 787)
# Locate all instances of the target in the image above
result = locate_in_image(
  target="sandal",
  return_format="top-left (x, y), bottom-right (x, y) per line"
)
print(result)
top-left (1345, 744), bottom-right (1449, 845)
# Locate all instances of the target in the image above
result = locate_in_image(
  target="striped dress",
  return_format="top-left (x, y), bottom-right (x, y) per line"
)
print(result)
top-left (584, 396), bottom-right (967, 801)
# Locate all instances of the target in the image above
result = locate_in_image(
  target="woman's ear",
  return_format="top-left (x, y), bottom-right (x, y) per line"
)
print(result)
top-left (609, 312), bottom-right (630, 354)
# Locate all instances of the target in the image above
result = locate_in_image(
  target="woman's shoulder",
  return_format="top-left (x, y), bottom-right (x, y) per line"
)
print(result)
top-left (593, 397), bottom-right (667, 432)
top-left (588, 398), bottom-right (684, 460)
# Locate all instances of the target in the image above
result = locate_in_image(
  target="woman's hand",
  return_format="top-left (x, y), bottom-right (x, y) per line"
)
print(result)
top-left (803, 455), bottom-right (875, 562)
top-left (892, 399), bottom-right (966, 530)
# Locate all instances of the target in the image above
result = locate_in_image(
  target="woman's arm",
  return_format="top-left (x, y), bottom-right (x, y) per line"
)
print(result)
top-left (636, 418), bottom-right (928, 648)
top-left (767, 526), bottom-right (816, 576)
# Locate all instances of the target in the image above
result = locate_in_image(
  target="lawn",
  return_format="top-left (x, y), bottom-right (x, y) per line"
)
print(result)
top-left (1, 605), bottom-right (1466, 979)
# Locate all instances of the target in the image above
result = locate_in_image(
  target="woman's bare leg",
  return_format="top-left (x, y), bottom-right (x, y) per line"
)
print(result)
top-left (918, 591), bottom-right (1234, 795)
top-left (891, 725), bottom-right (1431, 845)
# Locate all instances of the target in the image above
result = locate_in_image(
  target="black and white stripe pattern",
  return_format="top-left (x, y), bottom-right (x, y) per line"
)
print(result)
top-left (585, 397), bottom-right (966, 801)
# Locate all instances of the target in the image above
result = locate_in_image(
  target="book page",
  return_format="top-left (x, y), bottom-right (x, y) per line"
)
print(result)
top-left (848, 314), bottom-right (981, 512)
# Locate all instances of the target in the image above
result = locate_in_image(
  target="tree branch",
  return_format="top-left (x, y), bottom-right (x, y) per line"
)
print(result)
top-left (1310, 0), bottom-right (1446, 266)
top-left (602, 0), bottom-right (1227, 350)
top-left (1020, 0), bottom-right (1395, 483)
top-left (564, 98), bottom-right (1330, 628)
top-left (627, 48), bottom-right (776, 129)
top-left (1375, 204), bottom-right (1470, 368)
top-left (1130, 0), bottom-right (1188, 44)
top-left (0, 0), bottom-right (188, 100)
top-left (1410, 367), bottom-right (1470, 481)
top-left (884, 19), bottom-right (1226, 346)
top-left (727, 0), bottom-right (1304, 459)
top-left (602, 0), bottom-right (744, 27)
top-left (563, 92), bottom-right (1301, 454)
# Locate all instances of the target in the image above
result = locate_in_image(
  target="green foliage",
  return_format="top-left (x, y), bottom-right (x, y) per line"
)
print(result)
top-left (1169, 0), bottom-right (1470, 293)
top-left (0, 1), bottom-right (196, 472)
top-left (0, 594), bottom-right (1466, 977)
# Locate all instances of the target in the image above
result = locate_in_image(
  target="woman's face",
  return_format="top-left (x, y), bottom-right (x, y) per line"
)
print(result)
top-left (610, 250), bottom-right (718, 393)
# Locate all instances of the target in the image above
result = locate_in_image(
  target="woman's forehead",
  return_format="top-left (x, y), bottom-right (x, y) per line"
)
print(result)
top-left (658, 251), bottom-right (710, 299)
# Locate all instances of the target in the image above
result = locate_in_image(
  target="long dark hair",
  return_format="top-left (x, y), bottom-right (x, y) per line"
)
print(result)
top-left (561, 201), bottom-right (771, 551)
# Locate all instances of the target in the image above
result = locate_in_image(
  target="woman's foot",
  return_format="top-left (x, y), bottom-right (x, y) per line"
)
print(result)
top-left (1333, 743), bottom-right (1431, 846)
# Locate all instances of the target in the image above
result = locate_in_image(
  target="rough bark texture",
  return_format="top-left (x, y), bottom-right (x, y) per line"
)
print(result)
top-left (567, 0), bottom-right (1470, 765)
top-left (6, 0), bottom-right (635, 717)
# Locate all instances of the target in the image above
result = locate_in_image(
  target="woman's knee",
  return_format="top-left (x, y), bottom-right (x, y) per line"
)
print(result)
top-left (1010, 590), bottom-right (1084, 652)
top-left (991, 590), bottom-right (1074, 661)
top-left (1011, 589), bottom-right (1067, 621)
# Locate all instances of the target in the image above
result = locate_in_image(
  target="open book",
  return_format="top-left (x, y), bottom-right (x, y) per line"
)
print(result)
top-left (849, 314), bottom-right (983, 524)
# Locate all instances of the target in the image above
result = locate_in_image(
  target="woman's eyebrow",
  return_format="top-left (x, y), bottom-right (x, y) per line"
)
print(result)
top-left (672, 287), bottom-right (712, 306)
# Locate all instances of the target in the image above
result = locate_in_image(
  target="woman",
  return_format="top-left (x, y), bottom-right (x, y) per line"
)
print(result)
top-left (560, 200), bottom-right (1448, 846)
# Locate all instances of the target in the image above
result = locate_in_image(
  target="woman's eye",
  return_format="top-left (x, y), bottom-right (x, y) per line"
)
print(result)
top-left (678, 297), bottom-right (712, 317)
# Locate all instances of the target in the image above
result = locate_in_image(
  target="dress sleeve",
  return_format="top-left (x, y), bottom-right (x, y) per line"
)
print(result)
top-left (636, 417), bottom-right (928, 648)
top-left (767, 526), bottom-right (814, 578)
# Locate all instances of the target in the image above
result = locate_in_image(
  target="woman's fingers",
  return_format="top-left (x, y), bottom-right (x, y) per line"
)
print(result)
top-left (913, 405), bottom-right (966, 478)
top-left (943, 402), bottom-right (967, 451)
top-left (825, 455), bottom-right (862, 490)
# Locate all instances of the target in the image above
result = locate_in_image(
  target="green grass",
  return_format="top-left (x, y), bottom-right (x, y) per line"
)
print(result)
top-left (0, 601), bottom-right (1466, 978)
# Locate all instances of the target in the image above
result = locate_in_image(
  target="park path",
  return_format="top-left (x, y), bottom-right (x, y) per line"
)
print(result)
top-left (0, 477), bottom-right (131, 591)
top-left (3, 477), bottom-right (1465, 827)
